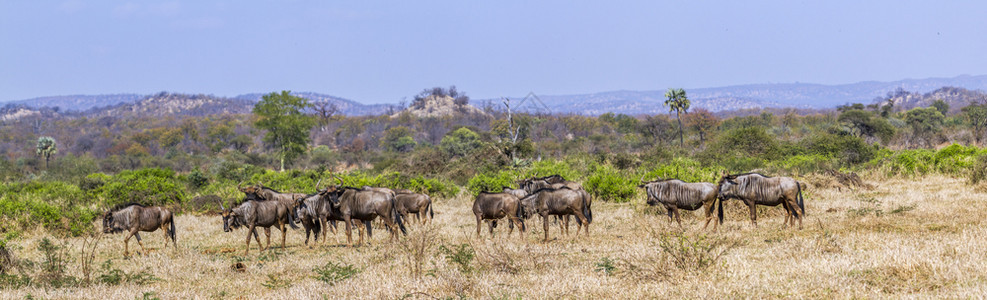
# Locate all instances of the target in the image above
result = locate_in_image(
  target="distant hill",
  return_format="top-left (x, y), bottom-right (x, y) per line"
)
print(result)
top-left (477, 74), bottom-right (987, 115)
top-left (85, 92), bottom-right (253, 118)
top-left (885, 86), bottom-right (987, 114)
top-left (9, 94), bottom-right (143, 111)
top-left (235, 92), bottom-right (391, 116)
top-left (7, 74), bottom-right (987, 116)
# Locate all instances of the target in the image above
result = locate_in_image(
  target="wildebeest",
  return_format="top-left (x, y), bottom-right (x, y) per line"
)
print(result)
top-left (472, 192), bottom-right (526, 240)
top-left (518, 176), bottom-right (592, 233)
top-left (717, 173), bottom-right (805, 229)
top-left (518, 187), bottom-right (591, 241)
top-left (220, 197), bottom-right (298, 255)
top-left (324, 177), bottom-right (407, 246)
top-left (638, 178), bottom-right (719, 230)
top-left (238, 182), bottom-right (306, 221)
top-left (394, 191), bottom-right (434, 225)
top-left (102, 203), bottom-right (176, 256)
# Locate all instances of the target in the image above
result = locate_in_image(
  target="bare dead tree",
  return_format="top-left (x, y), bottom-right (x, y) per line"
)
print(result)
top-left (313, 101), bottom-right (339, 132)
top-left (503, 97), bottom-right (523, 161)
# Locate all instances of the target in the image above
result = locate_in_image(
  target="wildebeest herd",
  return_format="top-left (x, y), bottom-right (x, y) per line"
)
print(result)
top-left (100, 172), bottom-right (805, 256)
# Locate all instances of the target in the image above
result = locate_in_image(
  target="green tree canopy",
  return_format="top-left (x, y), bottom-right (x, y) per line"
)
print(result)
top-left (36, 136), bottom-right (57, 169)
top-left (253, 90), bottom-right (316, 171)
top-left (837, 109), bottom-right (896, 143)
top-left (905, 107), bottom-right (945, 147)
top-left (440, 127), bottom-right (483, 157)
top-left (962, 103), bottom-right (987, 144)
top-left (663, 88), bottom-right (690, 146)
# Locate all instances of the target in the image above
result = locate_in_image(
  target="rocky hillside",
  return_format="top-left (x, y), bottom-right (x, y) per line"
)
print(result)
top-left (885, 86), bottom-right (987, 113)
top-left (85, 92), bottom-right (253, 118)
top-left (235, 92), bottom-right (391, 116)
top-left (8, 94), bottom-right (143, 111)
top-left (398, 95), bottom-right (488, 118)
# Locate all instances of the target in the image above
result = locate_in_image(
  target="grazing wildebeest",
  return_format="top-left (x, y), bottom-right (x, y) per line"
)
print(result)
top-left (638, 178), bottom-right (720, 230)
top-left (324, 177), bottom-right (407, 246)
top-left (717, 173), bottom-right (805, 229)
top-left (518, 187), bottom-right (591, 241)
top-left (238, 182), bottom-right (306, 222)
top-left (472, 192), bottom-right (526, 240)
top-left (220, 198), bottom-right (298, 255)
top-left (394, 192), bottom-right (434, 225)
top-left (294, 180), bottom-right (364, 247)
top-left (102, 203), bottom-right (176, 256)
top-left (518, 176), bottom-right (592, 234)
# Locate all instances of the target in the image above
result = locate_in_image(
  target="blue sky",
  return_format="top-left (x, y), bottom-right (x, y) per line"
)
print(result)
top-left (2, 1), bottom-right (986, 103)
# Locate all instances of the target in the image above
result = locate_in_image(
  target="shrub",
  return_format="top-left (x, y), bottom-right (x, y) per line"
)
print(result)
top-left (585, 164), bottom-right (637, 202)
top-left (187, 169), bottom-right (209, 189)
top-left (466, 170), bottom-right (521, 196)
top-left (98, 168), bottom-right (186, 207)
top-left (312, 261), bottom-right (360, 286)
top-left (440, 127), bottom-right (484, 157)
top-left (801, 133), bottom-right (876, 166)
top-left (439, 243), bottom-right (475, 275)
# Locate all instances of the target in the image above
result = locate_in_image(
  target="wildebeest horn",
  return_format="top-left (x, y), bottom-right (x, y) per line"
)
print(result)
top-left (315, 178), bottom-right (323, 190)
top-left (218, 200), bottom-right (225, 211)
top-left (639, 175), bottom-right (646, 183)
top-left (332, 174), bottom-right (343, 186)
top-left (237, 181), bottom-right (244, 190)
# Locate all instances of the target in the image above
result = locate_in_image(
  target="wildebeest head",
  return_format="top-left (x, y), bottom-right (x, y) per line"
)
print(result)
top-left (239, 182), bottom-right (265, 201)
top-left (219, 201), bottom-right (240, 232)
top-left (102, 211), bottom-right (123, 234)
top-left (717, 174), bottom-right (740, 200)
top-left (518, 193), bottom-right (539, 219)
top-left (637, 176), bottom-right (663, 206)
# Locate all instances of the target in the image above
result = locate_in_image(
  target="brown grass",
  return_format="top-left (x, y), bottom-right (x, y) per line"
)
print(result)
top-left (3, 174), bottom-right (987, 299)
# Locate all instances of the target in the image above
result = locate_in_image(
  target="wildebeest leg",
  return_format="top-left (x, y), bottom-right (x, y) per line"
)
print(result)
top-left (573, 210), bottom-right (590, 236)
top-left (746, 201), bottom-right (758, 228)
top-left (488, 220), bottom-right (495, 237)
top-left (702, 202), bottom-right (717, 231)
top-left (542, 213), bottom-right (550, 242)
top-left (475, 214), bottom-right (483, 238)
top-left (279, 222), bottom-right (287, 250)
top-left (673, 207), bottom-right (683, 228)
top-left (788, 197), bottom-right (804, 229)
top-left (343, 216), bottom-right (353, 246)
top-left (261, 227), bottom-right (271, 251)
top-left (245, 225), bottom-right (256, 255)
top-left (123, 229), bottom-right (139, 256)
top-left (364, 220), bottom-right (374, 244)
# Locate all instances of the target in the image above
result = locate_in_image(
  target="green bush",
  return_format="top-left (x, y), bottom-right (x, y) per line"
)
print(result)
top-left (466, 170), bottom-right (521, 196)
top-left (640, 157), bottom-right (719, 184)
top-left (98, 168), bottom-right (187, 207)
top-left (0, 181), bottom-right (99, 236)
top-left (585, 164), bottom-right (637, 202)
top-left (801, 133), bottom-right (876, 166)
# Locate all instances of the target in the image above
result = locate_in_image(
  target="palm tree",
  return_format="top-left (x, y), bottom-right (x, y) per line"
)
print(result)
top-left (664, 88), bottom-right (690, 146)
top-left (36, 136), bottom-right (57, 169)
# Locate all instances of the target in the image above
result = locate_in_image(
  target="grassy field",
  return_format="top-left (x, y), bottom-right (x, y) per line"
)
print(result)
top-left (3, 174), bottom-right (987, 299)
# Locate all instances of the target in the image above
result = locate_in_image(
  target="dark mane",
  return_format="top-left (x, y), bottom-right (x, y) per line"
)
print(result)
top-left (260, 185), bottom-right (283, 194)
top-left (107, 202), bottom-right (144, 213)
top-left (729, 172), bottom-right (771, 178)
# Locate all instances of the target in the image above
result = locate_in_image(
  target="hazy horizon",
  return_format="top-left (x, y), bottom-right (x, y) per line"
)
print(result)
top-left (3, 1), bottom-right (986, 104)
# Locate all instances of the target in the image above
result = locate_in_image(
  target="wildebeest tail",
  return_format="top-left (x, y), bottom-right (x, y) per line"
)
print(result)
top-left (287, 208), bottom-right (300, 229)
top-left (169, 213), bottom-right (177, 244)
top-left (392, 198), bottom-right (407, 235)
top-left (515, 205), bottom-right (526, 231)
top-left (717, 197), bottom-right (724, 223)
top-left (427, 196), bottom-right (434, 220)
top-left (584, 193), bottom-right (593, 224)
top-left (797, 181), bottom-right (805, 217)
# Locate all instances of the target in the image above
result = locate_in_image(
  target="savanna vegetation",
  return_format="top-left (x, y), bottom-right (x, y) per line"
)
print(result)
top-left (2, 87), bottom-right (987, 298)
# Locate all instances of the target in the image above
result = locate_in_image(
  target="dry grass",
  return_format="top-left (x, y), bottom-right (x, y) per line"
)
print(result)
top-left (3, 174), bottom-right (987, 299)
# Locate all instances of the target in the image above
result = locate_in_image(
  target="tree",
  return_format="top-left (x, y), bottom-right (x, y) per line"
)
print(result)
top-left (837, 109), bottom-right (895, 143)
top-left (382, 126), bottom-right (416, 152)
top-left (440, 127), bottom-right (483, 157)
top-left (962, 102), bottom-right (987, 144)
top-left (932, 99), bottom-right (950, 115)
top-left (683, 108), bottom-right (719, 146)
top-left (905, 107), bottom-right (944, 147)
top-left (663, 88), bottom-right (690, 146)
top-left (313, 101), bottom-right (339, 132)
top-left (253, 91), bottom-right (316, 171)
top-left (36, 136), bottom-right (57, 169)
